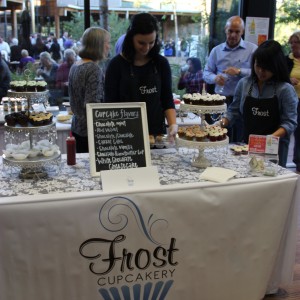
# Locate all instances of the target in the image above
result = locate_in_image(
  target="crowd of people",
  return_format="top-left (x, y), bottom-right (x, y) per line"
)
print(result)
top-left (0, 31), bottom-right (79, 106)
top-left (0, 13), bottom-right (299, 171)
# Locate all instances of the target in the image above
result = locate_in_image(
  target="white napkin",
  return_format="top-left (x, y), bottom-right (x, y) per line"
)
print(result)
top-left (200, 167), bottom-right (237, 183)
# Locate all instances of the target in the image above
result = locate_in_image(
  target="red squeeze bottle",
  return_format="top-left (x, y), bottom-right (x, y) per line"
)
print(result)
top-left (66, 132), bottom-right (76, 165)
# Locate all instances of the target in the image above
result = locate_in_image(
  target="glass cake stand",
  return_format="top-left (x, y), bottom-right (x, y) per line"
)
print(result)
top-left (176, 137), bottom-right (229, 168)
top-left (2, 122), bottom-right (61, 179)
top-left (179, 103), bottom-right (227, 126)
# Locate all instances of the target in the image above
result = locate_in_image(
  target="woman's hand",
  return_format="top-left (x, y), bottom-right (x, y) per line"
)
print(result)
top-left (36, 69), bottom-right (43, 76)
top-left (290, 77), bottom-right (299, 86)
top-left (168, 124), bottom-right (178, 143)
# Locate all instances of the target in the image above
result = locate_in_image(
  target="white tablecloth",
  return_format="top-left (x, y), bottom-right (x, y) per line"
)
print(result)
top-left (0, 150), bottom-right (299, 300)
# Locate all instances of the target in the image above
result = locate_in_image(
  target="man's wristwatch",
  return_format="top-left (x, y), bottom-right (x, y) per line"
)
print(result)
top-left (237, 68), bottom-right (241, 75)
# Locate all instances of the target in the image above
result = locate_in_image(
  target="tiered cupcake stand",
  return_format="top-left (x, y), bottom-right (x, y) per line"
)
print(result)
top-left (2, 88), bottom-right (60, 179)
top-left (176, 103), bottom-right (228, 168)
top-left (3, 123), bottom-right (61, 179)
top-left (7, 89), bottom-right (49, 108)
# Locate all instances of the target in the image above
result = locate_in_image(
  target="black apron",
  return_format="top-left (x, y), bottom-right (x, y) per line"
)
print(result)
top-left (129, 61), bottom-right (165, 135)
top-left (243, 82), bottom-right (280, 142)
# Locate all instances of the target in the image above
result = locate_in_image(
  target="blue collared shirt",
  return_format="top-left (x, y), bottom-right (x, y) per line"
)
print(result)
top-left (224, 76), bottom-right (298, 136)
top-left (203, 39), bottom-right (257, 96)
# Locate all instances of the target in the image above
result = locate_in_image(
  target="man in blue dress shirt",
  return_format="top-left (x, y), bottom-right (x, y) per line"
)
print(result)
top-left (203, 16), bottom-right (257, 142)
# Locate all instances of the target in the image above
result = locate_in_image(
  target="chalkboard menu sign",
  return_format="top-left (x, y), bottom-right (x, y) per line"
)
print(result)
top-left (86, 103), bottom-right (151, 177)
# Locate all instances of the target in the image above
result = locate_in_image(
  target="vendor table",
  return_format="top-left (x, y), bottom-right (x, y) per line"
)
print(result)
top-left (0, 149), bottom-right (299, 300)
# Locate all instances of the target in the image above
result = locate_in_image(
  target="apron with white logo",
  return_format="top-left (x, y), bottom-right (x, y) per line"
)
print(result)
top-left (243, 82), bottom-right (280, 142)
top-left (129, 61), bottom-right (164, 134)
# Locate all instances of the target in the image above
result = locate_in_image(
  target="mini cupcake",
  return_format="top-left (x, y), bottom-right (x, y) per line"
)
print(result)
top-left (26, 81), bottom-right (37, 92)
top-left (241, 145), bottom-right (249, 155)
top-left (30, 116), bottom-right (44, 126)
top-left (185, 130), bottom-right (195, 141)
top-left (177, 127), bottom-right (186, 138)
top-left (222, 128), bottom-right (228, 139)
top-left (234, 147), bottom-right (242, 155)
top-left (36, 81), bottom-right (47, 91)
top-left (14, 81), bottom-right (27, 92)
top-left (43, 112), bottom-right (53, 125)
top-left (195, 132), bottom-right (205, 142)
top-left (5, 113), bottom-right (17, 126)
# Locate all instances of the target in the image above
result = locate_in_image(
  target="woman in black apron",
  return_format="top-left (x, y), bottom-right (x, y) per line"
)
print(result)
top-left (105, 13), bottom-right (177, 140)
top-left (221, 40), bottom-right (298, 167)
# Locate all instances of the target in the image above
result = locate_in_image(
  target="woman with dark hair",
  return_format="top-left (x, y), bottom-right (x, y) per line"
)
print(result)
top-left (32, 36), bottom-right (48, 59)
top-left (104, 13), bottom-right (177, 141)
top-left (49, 37), bottom-right (62, 63)
top-left (178, 57), bottom-right (204, 93)
top-left (69, 27), bottom-right (110, 153)
top-left (220, 40), bottom-right (298, 167)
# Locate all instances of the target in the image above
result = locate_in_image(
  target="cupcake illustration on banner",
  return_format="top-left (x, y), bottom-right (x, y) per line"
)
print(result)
top-left (99, 280), bottom-right (174, 300)
top-left (79, 196), bottom-right (178, 300)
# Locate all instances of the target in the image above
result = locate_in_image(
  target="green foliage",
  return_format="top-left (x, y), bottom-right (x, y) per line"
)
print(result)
top-left (11, 63), bottom-right (36, 81)
top-left (276, 1), bottom-right (300, 26)
top-left (275, 1), bottom-right (300, 56)
top-left (107, 13), bottom-right (130, 56)
top-left (61, 13), bottom-right (98, 41)
top-left (61, 12), bottom-right (129, 56)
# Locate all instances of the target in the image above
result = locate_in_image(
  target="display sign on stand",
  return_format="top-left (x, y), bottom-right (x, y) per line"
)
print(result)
top-left (248, 134), bottom-right (279, 155)
top-left (86, 103), bottom-right (151, 177)
top-left (248, 134), bottom-right (279, 176)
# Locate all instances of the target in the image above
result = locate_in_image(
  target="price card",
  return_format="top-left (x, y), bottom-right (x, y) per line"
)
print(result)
top-left (248, 134), bottom-right (279, 155)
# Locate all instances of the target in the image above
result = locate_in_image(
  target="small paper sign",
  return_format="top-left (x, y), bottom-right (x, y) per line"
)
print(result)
top-left (101, 166), bottom-right (160, 193)
top-left (248, 134), bottom-right (279, 155)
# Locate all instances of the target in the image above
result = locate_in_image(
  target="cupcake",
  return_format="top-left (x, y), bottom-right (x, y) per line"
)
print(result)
top-left (36, 81), bottom-right (47, 91)
top-left (30, 116), bottom-right (44, 126)
top-left (14, 81), bottom-right (27, 92)
top-left (195, 132), bottom-right (205, 142)
top-left (16, 112), bottom-right (29, 127)
top-left (43, 112), bottom-right (53, 125)
top-left (177, 127), bottom-right (186, 138)
top-left (185, 130), bottom-right (195, 141)
top-left (5, 113), bottom-right (17, 126)
top-left (26, 81), bottom-right (37, 92)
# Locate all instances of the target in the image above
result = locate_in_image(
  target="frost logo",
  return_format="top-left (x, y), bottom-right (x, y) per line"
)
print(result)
top-left (79, 196), bottom-right (178, 300)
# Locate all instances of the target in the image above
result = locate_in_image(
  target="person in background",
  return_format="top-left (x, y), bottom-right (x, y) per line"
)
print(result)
top-left (0, 36), bottom-right (11, 59)
top-left (0, 54), bottom-right (11, 102)
top-left (19, 49), bottom-right (35, 71)
top-left (10, 38), bottom-right (22, 62)
top-left (32, 36), bottom-right (48, 59)
top-left (36, 51), bottom-right (59, 105)
top-left (180, 37), bottom-right (189, 57)
top-left (49, 37), bottom-right (62, 63)
top-left (286, 31), bottom-right (300, 172)
top-left (115, 33), bottom-right (126, 55)
top-left (56, 48), bottom-right (76, 97)
top-left (178, 57), bottom-right (204, 93)
top-left (203, 16), bottom-right (257, 142)
top-left (221, 40), bottom-right (298, 167)
top-left (69, 27), bottom-right (110, 153)
top-left (164, 40), bottom-right (173, 57)
top-left (1, 50), bottom-right (9, 62)
top-left (104, 13), bottom-right (177, 141)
